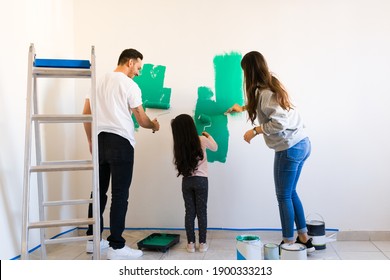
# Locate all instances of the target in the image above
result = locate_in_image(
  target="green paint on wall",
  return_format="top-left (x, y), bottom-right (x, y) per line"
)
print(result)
top-left (194, 52), bottom-right (244, 163)
top-left (132, 64), bottom-right (171, 128)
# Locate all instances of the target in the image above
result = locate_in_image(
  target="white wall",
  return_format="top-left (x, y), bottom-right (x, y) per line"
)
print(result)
top-left (1, 0), bottom-right (390, 260)
top-left (73, 0), bottom-right (390, 231)
top-left (0, 0), bottom-right (77, 259)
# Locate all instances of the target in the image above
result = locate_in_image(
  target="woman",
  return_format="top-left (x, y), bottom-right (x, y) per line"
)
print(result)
top-left (226, 51), bottom-right (314, 253)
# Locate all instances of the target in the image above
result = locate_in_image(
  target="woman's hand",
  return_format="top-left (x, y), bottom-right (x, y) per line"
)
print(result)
top-left (243, 129), bottom-right (256, 144)
top-left (225, 104), bottom-right (245, 114)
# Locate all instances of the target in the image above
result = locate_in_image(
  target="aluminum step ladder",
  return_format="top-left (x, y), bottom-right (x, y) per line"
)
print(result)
top-left (21, 43), bottom-right (101, 260)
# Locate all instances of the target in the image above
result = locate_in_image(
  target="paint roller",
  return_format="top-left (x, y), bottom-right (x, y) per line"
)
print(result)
top-left (198, 113), bottom-right (211, 124)
top-left (144, 101), bottom-right (171, 118)
top-left (143, 101), bottom-right (171, 133)
top-left (198, 113), bottom-right (212, 131)
top-left (144, 101), bottom-right (170, 110)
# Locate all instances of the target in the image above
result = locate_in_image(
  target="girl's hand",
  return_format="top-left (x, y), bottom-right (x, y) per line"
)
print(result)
top-left (202, 131), bottom-right (210, 138)
top-left (225, 104), bottom-right (245, 114)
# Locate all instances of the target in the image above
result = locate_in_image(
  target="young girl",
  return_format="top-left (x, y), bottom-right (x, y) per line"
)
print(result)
top-left (226, 51), bottom-right (314, 253)
top-left (171, 114), bottom-right (218, 253)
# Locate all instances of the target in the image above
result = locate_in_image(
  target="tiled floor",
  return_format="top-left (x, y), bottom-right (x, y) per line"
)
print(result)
top-left (26, 229), bottom-right (390, 260)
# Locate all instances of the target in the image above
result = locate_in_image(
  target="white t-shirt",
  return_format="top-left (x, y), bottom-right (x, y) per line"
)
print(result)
top-left (88, 72), bottom-right (142, 147)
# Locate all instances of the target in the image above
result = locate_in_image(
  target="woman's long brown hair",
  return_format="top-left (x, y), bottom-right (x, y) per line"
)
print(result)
top-left (241, 51), bottom-right (293, 124)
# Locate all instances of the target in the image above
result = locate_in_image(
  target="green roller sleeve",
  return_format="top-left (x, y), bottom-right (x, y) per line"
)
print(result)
top-left (144, 101), bottom-right (170, 109)
top-left (198, 114), bottom-right (211, 124)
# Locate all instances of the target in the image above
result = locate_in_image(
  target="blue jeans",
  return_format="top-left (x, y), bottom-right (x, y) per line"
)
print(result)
top-left (274, 137), bottom-right (311, 241)
top-left (87, 132), bottom-right (134, 249)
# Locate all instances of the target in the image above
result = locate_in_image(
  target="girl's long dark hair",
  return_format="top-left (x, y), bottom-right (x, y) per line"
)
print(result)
top-left (171, 114), bottom-right (203, 177)
top-left (241, 51), bottom-right (293, 124)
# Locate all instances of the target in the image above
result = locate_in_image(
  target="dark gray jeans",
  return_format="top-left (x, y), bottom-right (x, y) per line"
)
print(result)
top-left (87, 132), bottom-right (134, 249)
top-left (182, 176), bottom-right (208, 244)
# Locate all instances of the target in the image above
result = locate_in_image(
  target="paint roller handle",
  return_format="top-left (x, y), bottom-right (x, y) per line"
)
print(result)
top-left (151, 118), bottom-right (160, 133)
top-left (225, 103), bottom-right (245, 115)
top-left (202, 131), bottom-right (210, 138)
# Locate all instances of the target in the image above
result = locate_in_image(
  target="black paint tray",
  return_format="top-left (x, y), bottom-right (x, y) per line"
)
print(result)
top-left (137, 233), bottom-right (180, 253)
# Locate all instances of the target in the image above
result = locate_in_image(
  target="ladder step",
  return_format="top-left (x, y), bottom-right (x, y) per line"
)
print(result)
top-left (28, 218), bottom-right (95, 229)
top-left (32, 114), bottom-right (92, 123)
top-left (33, 67), bottom-right (91, 78)
top-left (34, 58), bottom-right (90, 69)
top-left (31, 160), bottom-right (93, 172)
top-left (44, 235), bottom-right (92, 245)
top-left (43, 198), bottom-right (93, 207)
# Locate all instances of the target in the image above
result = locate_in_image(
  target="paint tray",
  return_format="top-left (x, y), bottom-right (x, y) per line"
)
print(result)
top-left (34, 58), bottom-right (91, 68)
top-left (137, 233), bottom-right (180, 253)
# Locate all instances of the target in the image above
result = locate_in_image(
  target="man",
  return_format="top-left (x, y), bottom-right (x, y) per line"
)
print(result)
top-left (83, 48), bottom-right (159, 260)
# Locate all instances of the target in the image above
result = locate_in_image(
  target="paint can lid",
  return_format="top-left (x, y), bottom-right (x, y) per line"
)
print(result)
top-left (307, 219), bottom-right (325, 226)
top-left (264, 243), bottom-right (279, 248)
top-left (236, 235), bottom-right (260, 242)
top-left (280, 243), bottom-right (306, 251)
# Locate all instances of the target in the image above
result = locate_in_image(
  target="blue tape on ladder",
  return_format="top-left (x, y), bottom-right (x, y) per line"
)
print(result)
top-left (34, 58), bottom-right (90, 68)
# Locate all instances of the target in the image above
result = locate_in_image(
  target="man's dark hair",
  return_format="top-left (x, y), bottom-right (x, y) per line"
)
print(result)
top-left (117, 49), bottom-right (143, 65)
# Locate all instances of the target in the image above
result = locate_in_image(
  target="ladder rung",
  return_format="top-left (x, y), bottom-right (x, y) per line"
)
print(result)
top-left (33, 67), bottom-right (91, 78)
top-left (43, 198), bottom-right (93, 207)
top-left (31, 160), bottom-right (93, 172)
top-left (32, 114), bottom-right (92, 123)
top-left (28, 218), bottom-right (95, 229)
top-left (44, 235), bottom-right (92, 245)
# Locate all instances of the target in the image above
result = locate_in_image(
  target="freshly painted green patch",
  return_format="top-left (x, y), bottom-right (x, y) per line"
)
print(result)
top-left (133, 64), bottom-right (171, 128)
top-left (131, 55), bottom-right (244, 164)
top-left (194, 52), bottom-right (244, 163)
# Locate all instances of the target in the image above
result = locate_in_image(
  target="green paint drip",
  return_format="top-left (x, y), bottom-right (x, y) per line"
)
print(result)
top-left (132, 64), bottom-right (171, 128)
top-left (195, 52), bottom-right (244, 163)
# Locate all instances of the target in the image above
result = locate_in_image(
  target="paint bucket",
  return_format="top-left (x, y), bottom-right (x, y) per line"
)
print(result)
top-left (263, 243), bottom-right (279, 260)
top-left (306, 213), bottom-right (326, 250)
top-left (280, 243), bottom-right (307, 260)
top-left (236, 235), bottom-right (262, 260)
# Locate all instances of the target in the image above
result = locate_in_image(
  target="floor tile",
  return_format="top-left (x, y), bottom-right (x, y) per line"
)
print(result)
top-left (19, 229), bottom-right (390, 260)
top-left (332, 241), bottom-right (380, 252)
top-left (372, 241), bottom-right (390, 252)
top-left (337, 252), bottom-right (389, 260)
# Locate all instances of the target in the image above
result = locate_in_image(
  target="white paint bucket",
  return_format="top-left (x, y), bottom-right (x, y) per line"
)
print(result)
top-left (280, 243), bottom-right (307, 260)
top-left (306, 213), bottom-right (326, 250)
top-left (263, 243), bottom-right (279, 260)
top-left (236, 235), bottom-right (262, 260)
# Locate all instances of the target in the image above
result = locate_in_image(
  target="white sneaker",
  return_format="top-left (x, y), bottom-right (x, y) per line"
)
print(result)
top-left (199, 243), bottom-right (209, 252)
top-left (186, 242), bottom-right (195, 253)
top-left (107, 245), bottom-right (143, 260)
top-left (86, 239), bottom-right (109, 254)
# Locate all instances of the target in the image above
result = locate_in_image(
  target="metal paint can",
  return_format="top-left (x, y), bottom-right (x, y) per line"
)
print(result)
top-left (263, 243), bottom-right (279, 260)
top-left (236, 235), bottom-right (262, 260)
top-left (307, 213), bottom-right (326, 250)
top-left (280, 243), bottom-right (307, 260)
